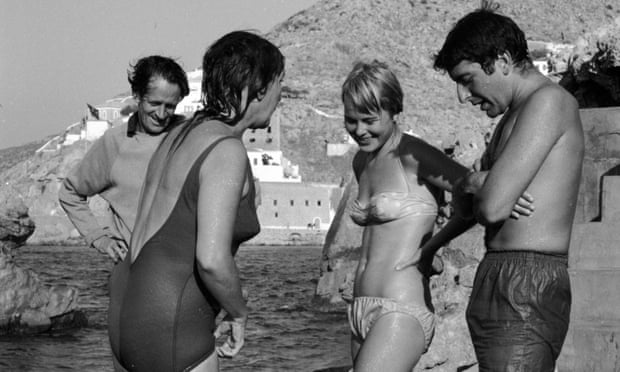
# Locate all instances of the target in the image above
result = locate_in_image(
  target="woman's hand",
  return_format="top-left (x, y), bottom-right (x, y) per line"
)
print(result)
top-left (91, 235), bottom-right (127, 262)
top-left (214, 313), bottom-right (248, 358)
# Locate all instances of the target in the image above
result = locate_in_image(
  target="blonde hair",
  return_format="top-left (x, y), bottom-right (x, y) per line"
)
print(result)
top-left (341, 60), bottom-right (403, 116)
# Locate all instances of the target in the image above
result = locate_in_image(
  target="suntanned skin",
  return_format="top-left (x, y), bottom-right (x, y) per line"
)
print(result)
top-left (346, 105), bottom-right (468, 371)
top-left (122, 74), bottom-right (284, 372)
top-left (451, 53), bottom-right (584, 254)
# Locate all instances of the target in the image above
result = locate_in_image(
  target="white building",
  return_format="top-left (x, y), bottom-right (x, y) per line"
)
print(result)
top-left (177, 68), bottom-right (203, 116)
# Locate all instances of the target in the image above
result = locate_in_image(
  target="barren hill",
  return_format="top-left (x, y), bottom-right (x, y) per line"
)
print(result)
top-left (267, 0), bottom-right (620, 183)
top-left (2, 0), bottom-right (618, 186)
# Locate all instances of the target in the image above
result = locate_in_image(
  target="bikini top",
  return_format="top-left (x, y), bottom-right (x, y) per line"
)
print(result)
top-left (349, 133), bottom-right (438, 226)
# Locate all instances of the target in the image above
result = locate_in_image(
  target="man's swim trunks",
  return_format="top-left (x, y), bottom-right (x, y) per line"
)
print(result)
top-left (466, 250), bottom-right (571, 372)
top-left (110, 138), bottom-right (260, 372)
top-left (348, 296), bottom-right (435, 350)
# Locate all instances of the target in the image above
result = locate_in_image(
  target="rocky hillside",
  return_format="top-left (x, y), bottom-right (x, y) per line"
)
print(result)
top-left (0, 0), bottom-right (618, 245)
top-left (0, 138), bottom-right (50, 174)
top-left (2, 0), bottom-right (618, 185)
top-left (267, 0), bottom-right (620, 182)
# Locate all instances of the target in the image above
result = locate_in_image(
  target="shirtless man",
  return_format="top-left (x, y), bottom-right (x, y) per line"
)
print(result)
top-left (432, 8), bottom-right (584, 371)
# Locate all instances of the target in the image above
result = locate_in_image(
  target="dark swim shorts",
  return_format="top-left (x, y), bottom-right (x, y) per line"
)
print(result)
top-left (466, 250), bottom-right (571, 372)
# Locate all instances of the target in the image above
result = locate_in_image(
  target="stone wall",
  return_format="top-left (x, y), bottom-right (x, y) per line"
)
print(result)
top-left (557, 108), bottom-right (620, 371)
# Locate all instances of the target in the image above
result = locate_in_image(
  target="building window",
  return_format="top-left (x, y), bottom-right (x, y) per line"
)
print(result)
top-left (305, 200), bottom-right (309, 206)
top-left (253, 158), bottom-right (258, 165)
top-left (266, 138), bottom-right (273, 143)
top-left (100, 111), bottom-right (107, 119)
top-left (275, 212), bottom-right (278, 218)
top-left (267, 127), bottom-right (272, 133)
top-left (290, 200), bottom-right (294, 206)
top-left (249, 138), bottom-right (255, 143)
top-left (113, 111), bottom-right (119, 119)
top-left (273, 200), bottom-right (277, 206)
top-left (317, 200), bottom-right (322, 206)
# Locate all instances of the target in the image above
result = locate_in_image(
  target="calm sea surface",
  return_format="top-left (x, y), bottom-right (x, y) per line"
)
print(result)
top-left (1, 245), bottom-right (351, 372)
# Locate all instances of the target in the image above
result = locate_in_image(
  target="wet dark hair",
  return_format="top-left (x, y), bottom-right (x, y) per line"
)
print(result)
top-left (169, 31), bottom-right (284, 152)
top-left (341, 60), bottom-right (403, 117)
top-left (128, 55), bottom-right (190, 98)
top-left (433, 8), bottom-right (532, 74)
top-left (198, 30), bottom-right (285, 125)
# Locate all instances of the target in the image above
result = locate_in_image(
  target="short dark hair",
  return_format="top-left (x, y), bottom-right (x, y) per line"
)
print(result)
top-left (433, 9), bottom-right (531, 74)
top-left (128, 55), bottom-right (189, 98)
top-left (200, 30), bottom-right (285, 124)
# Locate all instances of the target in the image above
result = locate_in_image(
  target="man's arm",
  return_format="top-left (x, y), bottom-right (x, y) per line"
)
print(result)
top-left (58, 130), bottom-right (123, 259)
top-left (474, 86), bottom-right (568, 225)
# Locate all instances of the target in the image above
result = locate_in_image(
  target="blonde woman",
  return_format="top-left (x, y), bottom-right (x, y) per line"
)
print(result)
top-left (342, 60), bottom-right (469, 371)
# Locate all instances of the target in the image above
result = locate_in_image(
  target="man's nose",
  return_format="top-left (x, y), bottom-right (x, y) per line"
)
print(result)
top-left (155, 105), bottom-right (168, 119)
top-left (457, 84), bottom-right (472, 104)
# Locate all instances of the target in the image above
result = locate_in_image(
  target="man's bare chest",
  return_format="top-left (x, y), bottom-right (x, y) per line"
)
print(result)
top-left (484, 114), bottom-right (518, 167)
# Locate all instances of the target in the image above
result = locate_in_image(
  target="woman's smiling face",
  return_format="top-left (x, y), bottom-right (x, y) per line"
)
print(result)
top-left (344, 101), bottom-right (395, 153)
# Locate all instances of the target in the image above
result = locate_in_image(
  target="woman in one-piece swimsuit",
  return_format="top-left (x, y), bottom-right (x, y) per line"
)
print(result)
top-left (341, 60), bottom-right (471, 371)
top-left (107, 31), bottom-right (285, 372)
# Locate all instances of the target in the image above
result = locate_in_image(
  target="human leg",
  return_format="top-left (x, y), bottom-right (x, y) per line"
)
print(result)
top-left (350, 333), bottom-right (362, 366)
top-left (347, 301), bottom-right (363, 364)
top-left (353, 312), bottom-right (426, 372)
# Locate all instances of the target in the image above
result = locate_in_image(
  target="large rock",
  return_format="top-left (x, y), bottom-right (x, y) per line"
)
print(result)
top-left (0, 140), bottom-right (112, 245)
top-left (0, 186), bottom-right (84, 335)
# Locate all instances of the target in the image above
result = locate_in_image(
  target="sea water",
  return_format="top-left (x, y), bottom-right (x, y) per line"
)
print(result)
top-left (0, 245), bottom-right (351, 372)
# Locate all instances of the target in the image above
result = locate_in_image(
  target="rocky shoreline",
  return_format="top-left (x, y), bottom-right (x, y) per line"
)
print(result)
top-left (0, 188), bottom-right (86, 336)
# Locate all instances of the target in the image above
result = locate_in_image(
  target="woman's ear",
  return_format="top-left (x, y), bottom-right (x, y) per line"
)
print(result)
top-left (239, 86), bottom-right (249, 113)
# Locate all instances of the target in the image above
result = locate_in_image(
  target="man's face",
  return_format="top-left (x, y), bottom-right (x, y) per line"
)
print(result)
top-left (136, 76), bottom-right (182, 135)
top-left (448, 60), bottom-right (508, 118)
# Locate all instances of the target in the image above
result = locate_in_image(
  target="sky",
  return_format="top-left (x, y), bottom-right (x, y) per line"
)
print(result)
top-left (0, 0), bottom-right (318, 150)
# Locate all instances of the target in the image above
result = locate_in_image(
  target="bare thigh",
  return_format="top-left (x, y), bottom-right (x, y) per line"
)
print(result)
top-left (354, 312), bottom-right (425, 372)
top-left (350, 334), bottom-right (361, 365)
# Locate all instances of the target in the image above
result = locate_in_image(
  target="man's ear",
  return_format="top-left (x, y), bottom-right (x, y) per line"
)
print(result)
top-left (496, 52), bottom-right (513, 75)
top-left (255, 86), bottom-right (267, 101)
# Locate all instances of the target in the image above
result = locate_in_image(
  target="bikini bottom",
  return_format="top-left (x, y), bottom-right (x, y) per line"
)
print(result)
top-left (347, 296), bottom-right (435, 351)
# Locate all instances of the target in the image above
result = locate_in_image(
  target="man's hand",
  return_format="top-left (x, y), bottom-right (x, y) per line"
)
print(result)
top-left (452, 171), bottom-right (487, 220)
top-left (91, 235), bottom-right (127, 262)
top-left (455, 171), bottom-right (535, 220)
top-left (214, 313), bottom-right (247, 358)
top-left (511, 191), bottom-right (535, 219)
top-left (394, 248), bottom-right (443, 276)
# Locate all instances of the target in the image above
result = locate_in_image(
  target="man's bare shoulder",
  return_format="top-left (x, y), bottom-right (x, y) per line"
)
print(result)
top-left (518, 81), bottom-right (580, 135)
top-left (527, 82), bottom-right (579, 114)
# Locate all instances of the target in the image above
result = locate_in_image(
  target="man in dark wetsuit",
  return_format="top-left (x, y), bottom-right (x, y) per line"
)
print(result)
top-left (433, 7), bottom-right (584, 371)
